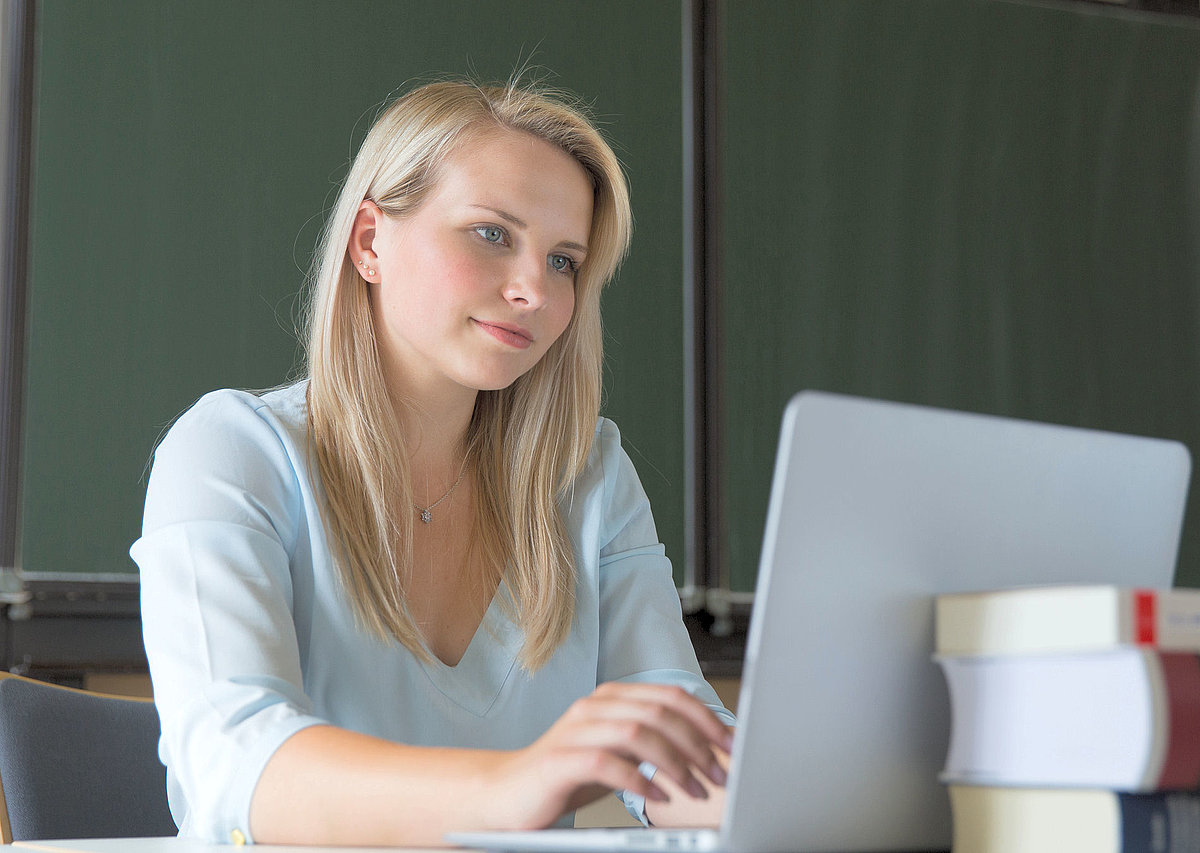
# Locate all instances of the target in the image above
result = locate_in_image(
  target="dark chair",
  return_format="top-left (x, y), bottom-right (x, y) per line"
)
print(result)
top-left (0, 672), bottom-right (177, 842)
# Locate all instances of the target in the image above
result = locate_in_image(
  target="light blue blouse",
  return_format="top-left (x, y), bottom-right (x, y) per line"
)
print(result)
top-left (131, 381), bottom-right (732, 843)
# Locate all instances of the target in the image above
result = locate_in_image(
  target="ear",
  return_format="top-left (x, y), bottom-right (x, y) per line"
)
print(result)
top-left (348, 200), bottom-right (384, 281)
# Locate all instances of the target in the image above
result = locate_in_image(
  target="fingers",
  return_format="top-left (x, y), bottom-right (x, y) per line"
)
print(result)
top-left (550, 748), bottom-right (672, 806)
top-left (591, 682), bottom-right (733, 758)
top-left (595, 682), bottom-right (734, 752)
top-left (504, 684), bottom-right (732, 830)
top-left (565, 716), bottom-right (710, 799)
top-left (562, 683), bottom-right (731, 795)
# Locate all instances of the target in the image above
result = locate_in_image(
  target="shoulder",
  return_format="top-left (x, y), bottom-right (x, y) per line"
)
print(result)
top-left (172, 380), bottom-right (308, 431)
top-left (148, 381), bottom-right (310, 498)
top-left (142, 381), bottom-right (311, 534)
top-left (566, 417), bottom-right (655, 539)
top-left (580, 417), bottom-right (629, 488)
top-left (590, 416), bottom-right (623, 464)
top-left (159, 380), bottom-right (309, 457)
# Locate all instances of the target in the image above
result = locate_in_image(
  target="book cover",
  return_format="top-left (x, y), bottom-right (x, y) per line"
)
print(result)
top-left (936, 585), bottom-right (1200, 656)
top-left (949, 785), bottom-right (1200, 853)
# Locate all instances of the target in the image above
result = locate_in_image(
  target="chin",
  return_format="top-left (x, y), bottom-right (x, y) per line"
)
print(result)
top-left (474, 380), bottom-right (519, 393)
top-left (456, 357), bottom-right (543, 394)
top-left (466, 371), bottom-right (528, 393)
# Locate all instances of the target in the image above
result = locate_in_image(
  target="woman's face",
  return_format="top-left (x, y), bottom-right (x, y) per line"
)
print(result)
top-left (358, 128), bottom-right (594, 403)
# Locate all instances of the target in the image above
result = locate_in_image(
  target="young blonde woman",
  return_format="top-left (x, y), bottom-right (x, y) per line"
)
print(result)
top-left (132, 78), bottom-right (733, 847)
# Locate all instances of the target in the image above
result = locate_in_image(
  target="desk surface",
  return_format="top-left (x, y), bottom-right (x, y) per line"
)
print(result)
top-left (13, 839), bottom-right (445, 853)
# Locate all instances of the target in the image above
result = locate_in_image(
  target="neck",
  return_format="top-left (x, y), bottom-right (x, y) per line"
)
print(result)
top-left (380, 372), bottom-right (477, 470)
top-left (391, 388), bottom-right (476, 503)
top-left (373, 332), bottom-right (479, 492)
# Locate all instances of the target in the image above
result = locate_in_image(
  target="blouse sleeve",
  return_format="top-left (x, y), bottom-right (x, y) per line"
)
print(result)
top-left (130, 390), bottom-right (328, 843)
top-left (589, 419), bottom-right (736, 822)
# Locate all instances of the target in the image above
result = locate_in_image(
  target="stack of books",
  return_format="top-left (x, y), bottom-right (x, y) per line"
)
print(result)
top-left (934, 584), bottom-right (1200, 852)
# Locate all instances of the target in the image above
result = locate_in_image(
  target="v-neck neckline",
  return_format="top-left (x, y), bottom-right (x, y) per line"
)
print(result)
top-left (415, 580), bottom-right (523, 716)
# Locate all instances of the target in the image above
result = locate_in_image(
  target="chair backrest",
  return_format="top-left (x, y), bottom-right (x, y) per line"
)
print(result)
top-left (0, 672), bottom-right (177, 842)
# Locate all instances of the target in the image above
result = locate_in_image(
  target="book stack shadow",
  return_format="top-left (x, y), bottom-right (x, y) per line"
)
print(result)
top-left (935, 585), bottom-right (1200, 853)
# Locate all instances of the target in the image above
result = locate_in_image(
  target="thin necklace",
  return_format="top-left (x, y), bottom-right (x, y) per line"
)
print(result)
top-left (415, 463), bottom-right (467, 524)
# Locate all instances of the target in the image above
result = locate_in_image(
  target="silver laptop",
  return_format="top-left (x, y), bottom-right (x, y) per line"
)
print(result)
top-left (448, 391), bottom-right (1191, 853)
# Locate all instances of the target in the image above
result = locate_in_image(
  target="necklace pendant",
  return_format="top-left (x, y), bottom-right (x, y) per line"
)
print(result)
top-left (420, 509), bottom-right (433, 524)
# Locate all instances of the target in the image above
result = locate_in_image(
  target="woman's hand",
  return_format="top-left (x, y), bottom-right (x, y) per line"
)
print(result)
top-left (644, 725), bottom-right (732, 828)
top-left (249, 685), bottom-right (731, 846)
top-left (486, 682), bottom-right (733, 830)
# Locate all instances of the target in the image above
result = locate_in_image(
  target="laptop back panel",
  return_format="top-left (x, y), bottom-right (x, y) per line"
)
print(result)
top-left (724, 392), bottom-right (1191, 852)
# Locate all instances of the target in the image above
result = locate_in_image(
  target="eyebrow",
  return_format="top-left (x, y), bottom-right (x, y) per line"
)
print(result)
top-left (470, 204), bottom-right (589, 255)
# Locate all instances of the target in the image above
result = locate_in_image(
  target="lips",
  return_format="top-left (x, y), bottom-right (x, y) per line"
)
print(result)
top-left (473, 319), bottom-right (533, 349)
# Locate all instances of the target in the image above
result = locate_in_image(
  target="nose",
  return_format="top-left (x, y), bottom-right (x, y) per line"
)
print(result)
top-left (502, 251), bottom-right (550, 309)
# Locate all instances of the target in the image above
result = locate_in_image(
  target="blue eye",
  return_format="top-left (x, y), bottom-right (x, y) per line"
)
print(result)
top-left (550, 254), bottom-right (578, 275)
top-left (476, 225), bottom-right (505, 244)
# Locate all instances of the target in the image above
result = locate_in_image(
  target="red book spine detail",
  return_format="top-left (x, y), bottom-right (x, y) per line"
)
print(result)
top-left (1135, 590), bottom-right (1157, 645)
top-left (1157, 653), bottom-right (1200, 789)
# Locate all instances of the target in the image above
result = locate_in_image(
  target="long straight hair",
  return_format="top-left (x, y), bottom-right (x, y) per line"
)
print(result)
top-left (302, 79), bottom-right (632, 670)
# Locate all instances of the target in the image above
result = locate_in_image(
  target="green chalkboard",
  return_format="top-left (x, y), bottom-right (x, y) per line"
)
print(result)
top-left (721, 0), bottom-right (1200, 591)
top-left (21, 1), bottom-right (687, 580)
top-left (29, 0), bottom-right (1200, 601)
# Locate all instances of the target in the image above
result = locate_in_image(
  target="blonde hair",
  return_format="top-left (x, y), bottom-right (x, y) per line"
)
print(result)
top-left (302, 78), bottom-right (632, 670)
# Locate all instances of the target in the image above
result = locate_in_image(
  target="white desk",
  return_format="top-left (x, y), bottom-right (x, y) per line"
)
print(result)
top-left (13, 839), bottom-right (445, 853)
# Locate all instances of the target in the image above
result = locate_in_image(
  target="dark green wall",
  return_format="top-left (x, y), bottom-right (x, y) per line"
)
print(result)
top-left (20, 0), bottom-right (1200, 597)
top-left (21, 0), bottom-right (686, 578)
top-left (722, 0), bottom-right (1200, 591)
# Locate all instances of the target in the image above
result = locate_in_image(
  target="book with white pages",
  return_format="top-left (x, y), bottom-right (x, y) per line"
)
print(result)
top-left (938, 646), bottom-right (1200, 790)
top-left (447, 391), bottom-right (1191, 853)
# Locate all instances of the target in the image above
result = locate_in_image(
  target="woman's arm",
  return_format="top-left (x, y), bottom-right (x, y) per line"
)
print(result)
top-left (249, 727), bottom-right (500, 846)
top-left (585, 419), bottom-right (738, 828)
top-left (250, 682), bottom-right (732, 846)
